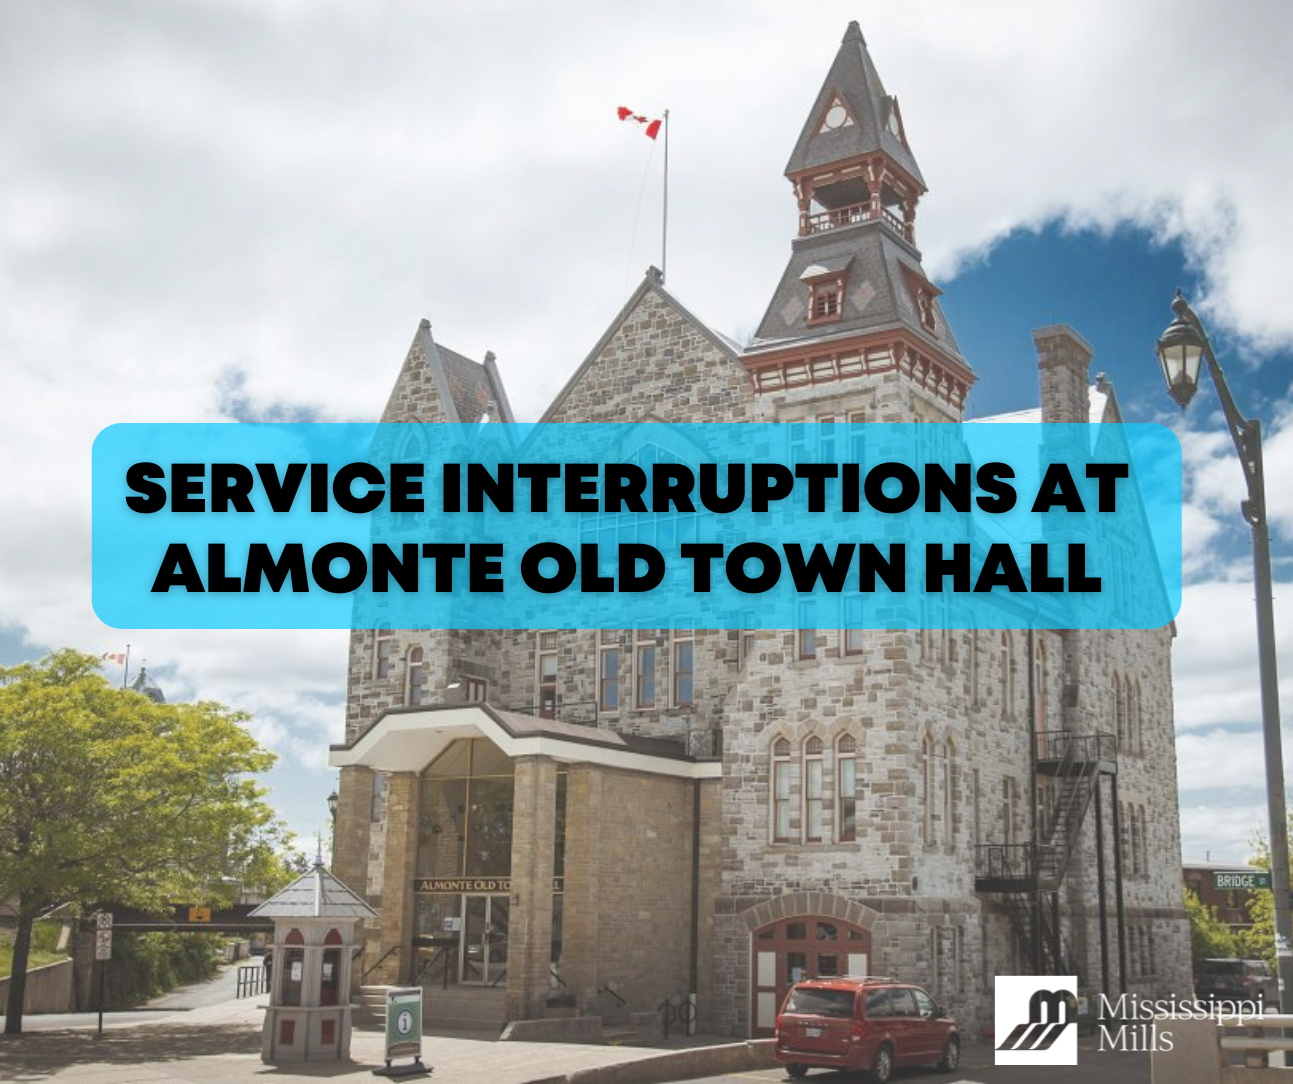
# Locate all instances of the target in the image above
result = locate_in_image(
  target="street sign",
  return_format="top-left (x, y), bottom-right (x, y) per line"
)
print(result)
top-left (94, 928), bottom-right (113, 961)
top-left (187, 906), bottom-right (212, 923)
top-left (95, 912), bottom-right (113, 930)
top-left (384, 987), bottom-right (424, 1067)
top-left (1214, 870), bottom-right (1272, 890)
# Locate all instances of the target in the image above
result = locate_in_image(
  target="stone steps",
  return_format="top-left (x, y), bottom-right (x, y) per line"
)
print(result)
top-left (354, 983), bottom-right (508, 1034)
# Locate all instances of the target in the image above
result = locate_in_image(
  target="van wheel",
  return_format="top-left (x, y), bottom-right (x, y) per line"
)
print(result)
top-left (871, 1043), bottom-right (893, 1083)
top-left (939, 1036), bottom-right (960, 1071)
top-left (785, 1066), bottom-right (809, 1080)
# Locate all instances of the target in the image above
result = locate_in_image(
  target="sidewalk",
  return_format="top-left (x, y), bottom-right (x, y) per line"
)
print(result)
top-left (0, 993), bottom-right (770, 1083)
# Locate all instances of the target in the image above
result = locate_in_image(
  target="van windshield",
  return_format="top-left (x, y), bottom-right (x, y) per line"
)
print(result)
top-left (1202, 961), bottom-right (1244, 975)
top-left (784, 987), bottom-right (855, 1018)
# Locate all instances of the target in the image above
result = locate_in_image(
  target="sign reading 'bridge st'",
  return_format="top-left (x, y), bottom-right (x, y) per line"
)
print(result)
top-left (1214, 871), bottom-right (1272, 890)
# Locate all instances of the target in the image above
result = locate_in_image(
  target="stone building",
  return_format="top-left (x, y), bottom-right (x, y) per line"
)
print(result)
top-left (329, 21), bottom-right (1190, 1037)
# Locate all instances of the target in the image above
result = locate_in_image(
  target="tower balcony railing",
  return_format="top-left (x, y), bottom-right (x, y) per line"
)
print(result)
top-left (801, 202), bottom-right (911, 240)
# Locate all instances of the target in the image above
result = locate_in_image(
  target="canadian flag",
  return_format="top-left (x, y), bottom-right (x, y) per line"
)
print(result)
top-left (101, 651), bottom-right (126, 666)
top-left (617, 105), bottom-right (662, 140)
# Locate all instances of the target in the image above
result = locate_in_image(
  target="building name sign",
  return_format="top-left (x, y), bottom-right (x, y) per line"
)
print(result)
top-left (1214, 871), bottom-right (1272, 890)
top-left (413, 876), bottom-right (564, 894)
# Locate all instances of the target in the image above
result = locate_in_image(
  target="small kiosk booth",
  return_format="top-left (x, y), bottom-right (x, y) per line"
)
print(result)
top-left (250, 863), bottom-right (377, 1064)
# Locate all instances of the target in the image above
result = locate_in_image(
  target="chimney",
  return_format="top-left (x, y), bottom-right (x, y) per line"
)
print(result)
top-left (1032, 324), bottom-right (1094, 425)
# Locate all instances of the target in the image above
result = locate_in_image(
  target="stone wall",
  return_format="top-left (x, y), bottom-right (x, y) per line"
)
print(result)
top-left (561, 764), bottom-right (696, 1019)
top-left (0, 958), bottom-right (72, 1016)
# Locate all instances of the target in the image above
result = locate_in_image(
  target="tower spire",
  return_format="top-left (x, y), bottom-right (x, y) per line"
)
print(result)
top-left (744, 23), bottom-right (974, 416)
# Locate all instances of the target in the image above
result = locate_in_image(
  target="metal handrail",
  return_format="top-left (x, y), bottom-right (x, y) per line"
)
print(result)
top-left (361, 943), bottom-right (401, 984)
top-left (415, 945), bottom-right (452, 989)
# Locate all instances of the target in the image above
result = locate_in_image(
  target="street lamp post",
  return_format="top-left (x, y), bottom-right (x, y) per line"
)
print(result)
top-left (1156, 289), bottom-right (1293, 1012)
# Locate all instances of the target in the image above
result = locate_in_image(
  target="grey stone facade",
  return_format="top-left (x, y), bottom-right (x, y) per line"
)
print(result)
top-left (331, 18), bottom-right (1190, 1039)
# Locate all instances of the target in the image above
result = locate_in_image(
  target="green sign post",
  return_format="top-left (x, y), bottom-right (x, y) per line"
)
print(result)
top-left (377, 987), bottom-right (425, 1077)
top-left (1214, 871), bottom-right (1273, 890)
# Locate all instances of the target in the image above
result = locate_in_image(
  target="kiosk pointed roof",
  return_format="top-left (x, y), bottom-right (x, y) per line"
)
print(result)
top-left (249, 863), bottom-right (376, 920)
top-left (785, 20), bottom-right (924, 188)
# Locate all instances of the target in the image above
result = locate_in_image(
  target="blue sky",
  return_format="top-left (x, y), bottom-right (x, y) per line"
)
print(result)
top-left (3, 0), bottom-right (1292, 866)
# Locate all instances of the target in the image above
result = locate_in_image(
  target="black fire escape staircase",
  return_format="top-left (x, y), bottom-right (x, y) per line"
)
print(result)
top-left (974, 730), bottom-right (1118, 979)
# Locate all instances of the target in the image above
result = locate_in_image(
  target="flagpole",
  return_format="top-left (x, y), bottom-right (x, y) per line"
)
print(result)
top-left (122, 644), bottom-right (130, 690)
top-left (661, 109), bottom-right (669, 284)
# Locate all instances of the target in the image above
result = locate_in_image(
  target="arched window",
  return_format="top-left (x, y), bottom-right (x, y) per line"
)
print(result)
top-left (837, 735), bottom-right (857, 842)
top-left (922, 735), bottom-right (935, 845)
top-left (1113, 675), bottom-right (1125, 751)
top-left (1001, 632), bottom-right (1015, 714)
top-left (804, 736), bottom-right (824, 842)
top-left (1034, 636), bottom-right (1048, 734)
top-left (374, 625), bottom-right (394, 680)
top-left (942, 739), bottom-right (955, 848)
top-left (1132, 679), bottom-right (1143, 754)
top-left (772, 738), bottom-right (793, 843)
top-left (406, 646), bottom-right (426, 706)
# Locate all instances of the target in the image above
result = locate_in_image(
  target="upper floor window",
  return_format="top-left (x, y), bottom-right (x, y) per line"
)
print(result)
top-left (406, 646), bottom-right (425, 706)
top-left (804, 736), bottom-right (824, 842)
top-left (837, 735), bottom-right (857, 842)
top-left (374, 625), bottom-right (394, 680)
top-left (672, 630), bottom-right (693, 707)
top-left (636, 629), bottom-right (656, 708)
top-left (772, 737), bottom-right (793, 842)
top-left (537, 632), bottom-right (557, 718)
top-left (464, 676), bottom-right (487, 702)
top-left (808, 280), bottom-right (843, 324)
top-left (599, 642), bottom-right (621, 712)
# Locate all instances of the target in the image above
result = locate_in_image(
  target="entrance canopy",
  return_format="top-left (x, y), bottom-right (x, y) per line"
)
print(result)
top-left (329, 703), bottom-right (721, 780)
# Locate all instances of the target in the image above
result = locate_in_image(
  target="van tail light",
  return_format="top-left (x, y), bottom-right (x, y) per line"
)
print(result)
top-left (852, 1019), bottom-right (866, 1041)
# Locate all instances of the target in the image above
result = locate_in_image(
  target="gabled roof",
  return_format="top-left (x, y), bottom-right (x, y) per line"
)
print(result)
top-left (541, 267), bottom-right (743, 423)
top-left (380, 320), bottom-right (515, 424)
top-left (249, 863), bottom-right (376, 921)
top-left (785, 21), bottom-right (925, 187)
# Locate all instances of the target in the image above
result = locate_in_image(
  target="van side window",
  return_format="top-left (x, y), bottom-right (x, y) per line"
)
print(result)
top-left (865, 989), bottom-right (891, 1017)
top-left (889, 989), bottom-right (918, 1017)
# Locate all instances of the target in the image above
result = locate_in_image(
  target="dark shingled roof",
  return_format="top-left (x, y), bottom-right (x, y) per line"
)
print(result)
top-left (439, 343), bottom-right (498, 424)
top-left (785, 20), bottom-right (925, 188)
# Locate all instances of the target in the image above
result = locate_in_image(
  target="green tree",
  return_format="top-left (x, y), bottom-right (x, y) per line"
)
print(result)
top-left (1184, 887), bottom-right (1241, 968)
top-left (0, 650), bottom-right (284, 1034)
top-left (1239, 829), bottom-right (1279, 967)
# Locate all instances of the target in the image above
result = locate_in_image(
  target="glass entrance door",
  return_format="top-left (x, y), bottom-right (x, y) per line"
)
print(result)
top-left (460, 895), bottom-right (508, 985)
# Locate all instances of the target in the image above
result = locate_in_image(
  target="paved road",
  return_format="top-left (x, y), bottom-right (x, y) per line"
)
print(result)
top-left (0, 958), bottom-right (264, 1032)
top-left (146, 958), bottom-right (261, 1010)
top-left (686, 1035), bottom-right (1150, 1083)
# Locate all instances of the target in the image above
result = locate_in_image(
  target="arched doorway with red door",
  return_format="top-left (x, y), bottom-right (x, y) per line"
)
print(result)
top-left (750, 914), bottom-right (873, 1036)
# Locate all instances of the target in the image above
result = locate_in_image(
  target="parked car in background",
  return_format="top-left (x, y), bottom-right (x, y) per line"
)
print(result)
top-left (773, 975), bottom-right (960, 1081)
top-left (1196, 958), bottom-right (1277, 1007)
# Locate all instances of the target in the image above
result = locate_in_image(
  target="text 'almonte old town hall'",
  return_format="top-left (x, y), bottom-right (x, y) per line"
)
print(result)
top-left (329, 21), bottom-right (1190, 1036)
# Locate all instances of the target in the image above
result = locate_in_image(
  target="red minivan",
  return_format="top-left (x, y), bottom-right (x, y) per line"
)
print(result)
top-left (773, 976), bottom-right (960, 1082)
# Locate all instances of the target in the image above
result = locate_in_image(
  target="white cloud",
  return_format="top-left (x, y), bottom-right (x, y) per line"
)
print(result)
top-left (4, 0), bottom-right (1293, 850)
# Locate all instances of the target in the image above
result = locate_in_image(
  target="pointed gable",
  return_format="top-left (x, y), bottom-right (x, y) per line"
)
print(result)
top-left (380, 319), bottom-right (515, 424)
top-left (542, 270), bottom-right (755, 424)
top-left (249, 864), bottom-right (377, 920)
top-left (786, 20), bottom-right (925, 188)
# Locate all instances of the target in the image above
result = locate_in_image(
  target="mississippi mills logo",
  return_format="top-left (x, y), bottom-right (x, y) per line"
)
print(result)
top-left (994, 976), bottom-right (1078, 1066)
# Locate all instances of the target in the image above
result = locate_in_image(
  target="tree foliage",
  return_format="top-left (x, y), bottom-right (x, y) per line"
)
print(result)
top-left (1184, 887), bottom-right (1241, 968)
top-left (0, 650), bottom-right (286, 1032)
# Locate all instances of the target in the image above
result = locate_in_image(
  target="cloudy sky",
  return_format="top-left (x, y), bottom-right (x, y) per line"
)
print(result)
top-left (3, 0), bottom-right (1292, 862)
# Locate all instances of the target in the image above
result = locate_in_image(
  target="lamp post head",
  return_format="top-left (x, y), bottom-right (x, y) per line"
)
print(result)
top-left (1156, 289), bottom-right (1206, 410)
top-left (327, 790), bottom-right (339, 820)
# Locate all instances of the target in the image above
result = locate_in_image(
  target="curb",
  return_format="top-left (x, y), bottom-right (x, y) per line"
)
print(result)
top-left (527, 1039), bottom-right (775, 1084)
